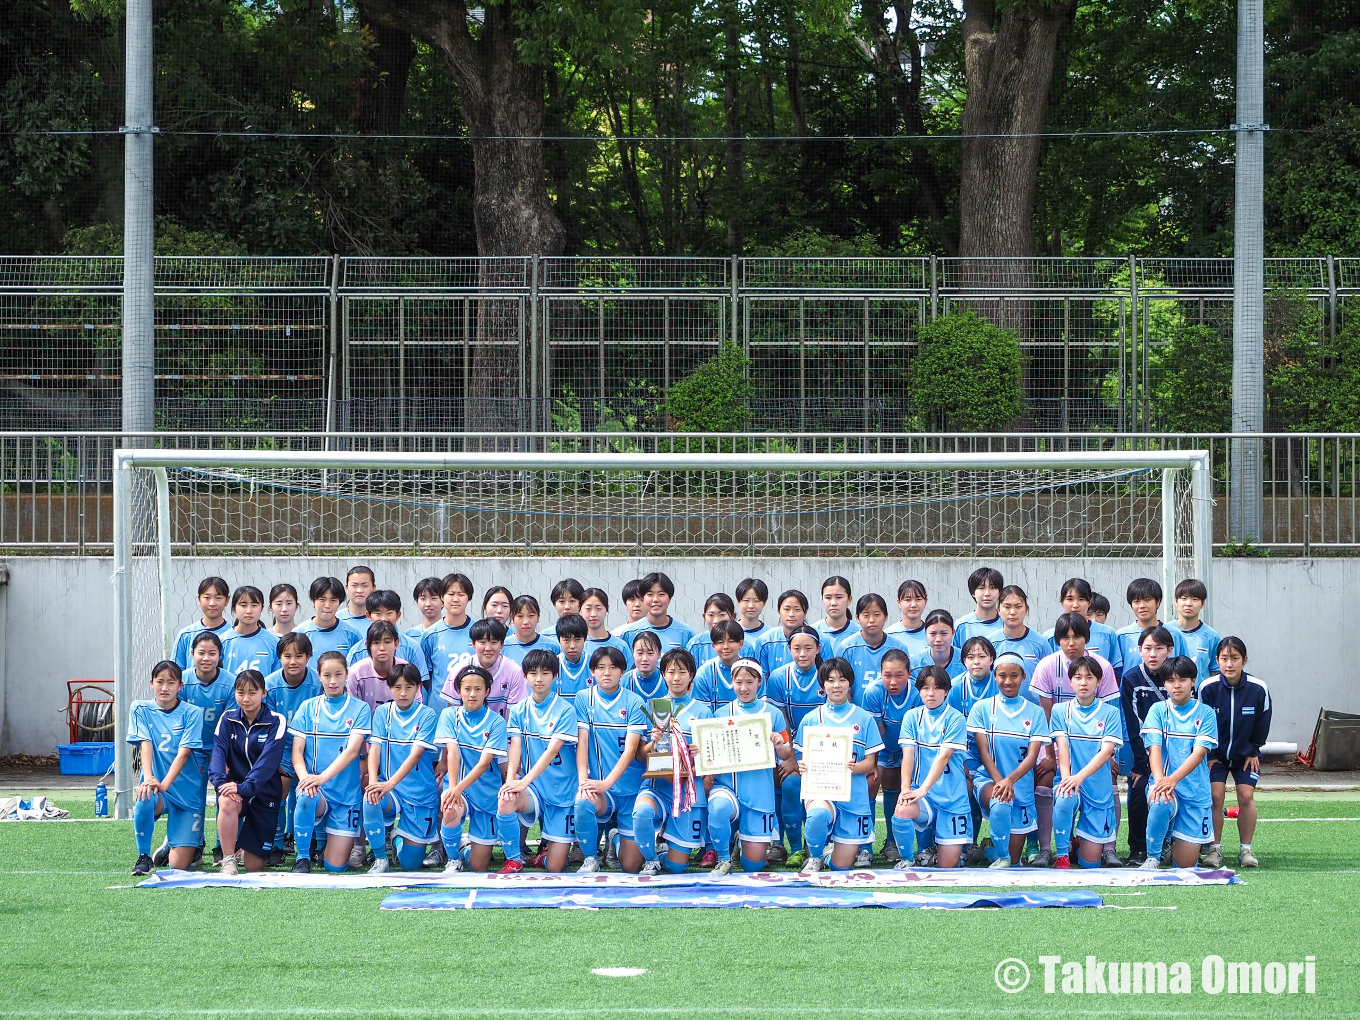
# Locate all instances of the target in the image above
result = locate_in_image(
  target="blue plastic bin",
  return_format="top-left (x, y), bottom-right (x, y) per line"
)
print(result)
top-left (56, 742), bottom-right (115, 776)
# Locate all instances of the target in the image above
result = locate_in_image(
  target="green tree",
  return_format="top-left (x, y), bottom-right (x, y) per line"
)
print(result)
top-left (908, 311), bottom-right (1022, 430)
top-left (665, 338), bottom-right (753, 431)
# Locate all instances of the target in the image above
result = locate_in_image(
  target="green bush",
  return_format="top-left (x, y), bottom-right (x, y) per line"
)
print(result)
top-left (908, 311), bottom-right (1023, 431)
top-left (1150, 324), bottom-right (1233, 431)
top-left (665, 339), bottom-right (754, 432)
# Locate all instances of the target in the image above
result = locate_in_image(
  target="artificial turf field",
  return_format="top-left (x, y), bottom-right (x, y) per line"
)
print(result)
top-left (2, 791), bottom-right (1357, 1020)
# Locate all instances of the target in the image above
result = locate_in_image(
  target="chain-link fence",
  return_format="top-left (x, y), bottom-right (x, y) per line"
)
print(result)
top-left (1, 255), bottom-right (1355, 434)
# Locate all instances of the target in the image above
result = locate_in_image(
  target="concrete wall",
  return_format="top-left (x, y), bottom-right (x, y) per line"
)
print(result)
top-left (3, 555), bottom-right (1355, 755)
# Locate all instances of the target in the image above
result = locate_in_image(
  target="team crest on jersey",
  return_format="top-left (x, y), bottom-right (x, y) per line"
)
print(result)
top-left (619, 709), bottom-right (627, 719)
top-left (852, 724), bottom-right (860, 733)
top-left (345, 718), bottom-right (354, 727)
top-left (1023, 719), bottom-right (1031, 729)
top-left (1096, 720), bottom-right (1104, 730)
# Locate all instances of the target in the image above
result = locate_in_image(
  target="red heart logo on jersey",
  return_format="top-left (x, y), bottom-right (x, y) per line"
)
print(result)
top-left (1023, 720), bottom-right (1031, 728)
top-left (853, 724), bottom-right (860, 733)
top-left (484, 731), bottom-right (490, 739)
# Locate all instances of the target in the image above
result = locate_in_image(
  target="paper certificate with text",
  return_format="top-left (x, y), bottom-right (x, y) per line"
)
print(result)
top-left (800, 726), bottom-right (854, 801)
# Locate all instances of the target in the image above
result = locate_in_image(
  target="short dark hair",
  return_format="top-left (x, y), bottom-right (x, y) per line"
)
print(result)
top-left (881, 648), bottom-right (910, 670)
top-left (589, 645), bottom-right (628, 671)
top-left (659, 648), bottom-right (696, 678)
top-left (387, 662), bottom-right (423, 688)
top-left (190, 630), bottom-right (223, 654)
top-left (855, 593), bottom-right (888, 617)
top-left (555, 613), bottom-right (588, 640)
top-left (309, 576), bottom-right (345, 602)
top-left (709, 619), bottom-right (746, 644)
top-left (640, 571), bottom-right (675, 598)
top-left (1089, 593), bottom-right (1111, 615)
top-left (998, 584), bottom-right (1028, 606)
top-left (896, 579), bottom-right (927, 600)
top-left (581, 587), bottom-right (610, 609)
top-left (197, 576), bottom-right (230, 598)
top-left (1174, 578), bottom-right (1208, 601)
top-left (550, 578), bottom-right (586, 603)
top-left (481, 585), bottom-right (513, 613)
top-left (151, 660), bottom-right (183, 683)
top-left (511, 594), bottom-right (541, 617)
top-left (469, 618), bottom-right (507, 644)
top-left (1125, 577), bottom-right (1163, 605)
top-left (231, 585), bottom-right (264, 610)
top-left (1166, 656), bottom-right (1198, 682)
top-left (276, 631), bottom-right (312, 657)
top-left (967, 567), bottom-right (1004, 594)
top-left (441, 572), bottom-right (474, 599)
top-left (1059, 577), bottom-right (1092, 602)
top-left (959, 636), bottom-right (996, 660)
top-left (1216, 635), bottom-right (1248, 660)
top-left (365, 620), bottom-right (400, 648)
top-left (735, 578), bottom-right (768, 602)
top-left (914, 665), bottom-right (953, 692)
top-left (347, 565), bottom-right (376, 583)
top-left (1138, 625), bottom-right (1175, 650)
top-left (1052, 612), bottom-right (1091, 642)
top-left (412, 576), bottom-right (444, 600)
top-left (521, 649), bottom-right (560, 676)
top-left (454, 664), bottom-right (493, 693)
top-left (777, 589), bottom-right (809, 612)
top-left (631, 629), bottom-right (662, 654)
top-left (621, 578), bottom-right (644, 602)
top-left (365, 589), bottom-right (402, 614)
top-left (704, 592), bottom-right (736, 616)
top-left (816, 657), bottom-right (855, 690)
top-left (234, 669), bottom-right (266, 693)
top-left (1068, 655), bottom-right (1104, 680)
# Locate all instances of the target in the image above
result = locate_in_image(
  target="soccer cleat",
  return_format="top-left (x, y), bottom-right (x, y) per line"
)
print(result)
top-left (966, 839), bottom-right (990, 867)
top-left (442, 857), bottom-right (464, 874)
top-left (498, 859), bottom-right (524, 875)
top-left (699, 849), bottom-right (719, 868)
top-left (131, 854), bottom-right (154, 876)
top-left (1237, 849), bottom-right (1259, 869)
top-left (283, 833), bottom-right (296, 854)
top-left (529, 850), bottom-right (550, 869)
top-left (882, 843), bottom-right (902, 864)
top-left (1053, 855), bottom-right (1070, 870)
top-left (1137, 857), bottom-right (1161, 871)
top-left (577, 856), bottom-right (602, 873)
top-left (1100, 848), bottom-right (1124, 868)
top-left (991, 856), bottom-right (1014, 869)
top-left (1124, 849), bottom-right (1148, 867)
top-left (604, 828), bottom-right (620, 869)
top-left (1031, 849), bottom-right (1054, 868)
top-left (567, 843), bottom-right (585, 866)
top-left (368, 858), bottom-right (389, 874)
top-left (291, 857), bottom-right (312, 874)
top-left (892, 858), bottom-right (914, 871)
top-left (349, 845), bottom-right (368, 870)
top-left (785, 850), bottom-right (807, 870)
top-left (219, 855), bottom-right (239, 876)
top-left (913, 848), bottom-right (937, 868)
top-left (639, 858), bottom-right (663, 876)
top-left (1158, 840), bottom-right (1173, 866)
top-left (853, 847), bottom-right (873, 868)
top-left (800, 855), bottom-right (823, 875)
top-left (266, 848), bottom-right (287, 869)
top-left (211, 844), bottom-right (224, 866)
top-left (765, 843), bottom-right (788, 866)
top-left (151, 841), bottom-right (171, 868)
top-left (190, 845), bottom-right (204, 867)
top-left (711, 859), bottom-right (733, 876)
top-left (423, 844), bottom-right (447, 868)
top-left (1202, 847), bottom-right (1225, 869)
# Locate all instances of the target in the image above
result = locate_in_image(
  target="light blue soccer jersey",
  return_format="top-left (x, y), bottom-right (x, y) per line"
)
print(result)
top-left (1141, 699), bottom-right (1218, 806)
top-left (839, 631), bottom-right (911, 704)
top-left (296, 618), bottom-right (364, 660)
top-left (370, 700), bottom-right (440, 808)
top-left (622, 669), bottom-right (666, 703)
top-left (686, 631), bottom-right (758, 671)
top-left (993, 627), bottom-right (1051, 679)
top-left (421, 619), bottom-right (476, 693)
top-left (1050, 699), bottom-right (1123, 808)
top-left (622, 616), bottom-right (695, 652)
top-left (555, 654), bottom-right (593, 701)
top-left (346, 631), bottom-right (430, 683)
top-left (264, 668), bottom-right (322, 728)
top-left (1165, 620), bottom-right (1221, 682)
top-left (645, 694), bottom-right (712, 808)
top-left (127, 699), bottom-right (205, 810)
top-left (947, 673), bottom-right (999, 721)
top-left (436, 704), bottom-right (508, 815)
top-left (693, 659), bottom-right (737, 712)
top-left (171, 619), bottom-right (234, 670)
top-left (911, 649), bottom-right (968, 683)
top-left (585, 633), bottom-right (634, 671)
top-left (503, 632), bottom-right (562, 667)
top-left (507, 694), bottom-right (579, 809)
top-left (575, 685), bottom-right (649, 797)
top-left (793, 702), bottom-right (883, 817)
top-left (290, 693), bottom-right (372, 806)
top-left (765, 663), bottom-right (826, 732)
top-left (221, 626), bottom-right (280, 676)
top-left (814, 618), bottom-right (859, 655)
top-left (753, 625), bottom-right (832, 678)
top-left (965, 694), bottom-right (1050, 796)
top-left (952, 612), bottom-right (1004, 649)
top-left (709, 699), bottom-right (788, 814)
top-left (179, 668), bottom-right (237, 749)
top-left (884, 622), bottom-right (930, 669)
top-left (900, 704), bottom-right (970, 813)
top-left (861, 681), bottom-right (922, 767)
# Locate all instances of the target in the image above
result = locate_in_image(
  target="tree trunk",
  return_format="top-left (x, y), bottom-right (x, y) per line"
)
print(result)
top-left (361, 0), bottom-right (566, 434)
top-left (354, 7), bottom-right (416, 135)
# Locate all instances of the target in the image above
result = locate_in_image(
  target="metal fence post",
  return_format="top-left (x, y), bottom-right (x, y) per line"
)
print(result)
top-left (1128, 256), bottom-right (1139, 432)
top-left (529, 254), bottom-right (540, 437)
top-left (929, 255), bottom-right (938, 321)
top-left (121, 0), bottom-right (156, 440)
top-left (324, 254), bottom-right (340, 443)
top-left (1327, 254), bottom-right (1337, 343)
top-left (397, 295), bottom-right (406, 436)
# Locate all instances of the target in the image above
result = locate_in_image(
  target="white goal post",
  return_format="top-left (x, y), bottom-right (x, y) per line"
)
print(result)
top-left (110, 447), bottom-right (1211, 818)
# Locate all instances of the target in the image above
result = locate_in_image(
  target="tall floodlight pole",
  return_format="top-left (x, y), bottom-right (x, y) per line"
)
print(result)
top-left (122, 0), bottom-right (156, 439)
top-left (1230, 0), bottom-right (1265, 541)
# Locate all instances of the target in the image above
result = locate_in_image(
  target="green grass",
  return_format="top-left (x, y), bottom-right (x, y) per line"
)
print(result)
top-left (1, 793), bottom-right (1358, 1019)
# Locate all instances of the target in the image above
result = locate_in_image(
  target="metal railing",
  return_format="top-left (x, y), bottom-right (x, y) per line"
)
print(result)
top-left (1, 429), bottom-right (1355, 553)
top-left (1, 255), bottom-right (1354, 434)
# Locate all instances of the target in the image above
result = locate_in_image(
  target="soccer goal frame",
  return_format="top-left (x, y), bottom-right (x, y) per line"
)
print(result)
top-left (109, 447), bottom-right (1211, 818)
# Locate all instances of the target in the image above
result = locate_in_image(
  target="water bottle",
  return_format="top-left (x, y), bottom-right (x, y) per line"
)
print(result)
top-left (95, 781), bottom-right (108, 818)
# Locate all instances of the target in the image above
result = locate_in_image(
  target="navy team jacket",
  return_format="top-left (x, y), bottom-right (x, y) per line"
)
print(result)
top-left (208, 704), bottom-right (288, 800)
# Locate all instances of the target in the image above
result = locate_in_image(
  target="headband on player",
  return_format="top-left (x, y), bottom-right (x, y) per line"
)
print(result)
top-left (994, 652), bottom-right (1026, 669)
top-left (731, 657), bottom-right (764, 680)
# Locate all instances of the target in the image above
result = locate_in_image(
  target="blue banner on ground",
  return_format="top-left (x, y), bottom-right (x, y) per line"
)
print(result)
top-left (379, 887), bottom-right (1104, 910)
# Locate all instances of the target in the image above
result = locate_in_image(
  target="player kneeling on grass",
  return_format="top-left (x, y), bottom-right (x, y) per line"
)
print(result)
top-left (793, 658), bottom-right (882, 873)
top-left (1140, 656), bottom-right (1219, 870)
top-left (209, 669), bottom-right (288, 875)
top-left (634, 648), bottom-right (711, 876)
top-left (496, 649), bottom-right (580, 874)
top-left (436, 664), bottom-right (508, 872)
top-left (362, 663), bottom-right (440, 873)
top-left (706, 659), bottom-right (793, 875)
top-left (289, 651), bottom-right (372, 874)
top-left (894, 666), bottom-right (971, 869)
top-left (573, 646), bottom-right (649, 873)
top-left (1049, 656), bottom-right (1122, 870)
top-left (967, 653), bottom-right (1049, 868)
top-left (130, 661), bottom-right (207, 876)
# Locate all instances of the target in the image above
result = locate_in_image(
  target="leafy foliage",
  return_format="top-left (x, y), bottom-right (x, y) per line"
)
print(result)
top-left (665, 339), bottom-right (754, 431)
top-left (908, 311), bottom-right (1022, 431)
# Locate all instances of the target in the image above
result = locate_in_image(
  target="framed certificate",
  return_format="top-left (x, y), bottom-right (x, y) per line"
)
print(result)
top-left (692, 715), bottom-right (776, 776)
top-left (800, 726), bottom-right (854, 802)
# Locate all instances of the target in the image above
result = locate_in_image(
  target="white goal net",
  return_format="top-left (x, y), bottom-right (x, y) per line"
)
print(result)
top-left (111, 448), bottom-right (1210, 817)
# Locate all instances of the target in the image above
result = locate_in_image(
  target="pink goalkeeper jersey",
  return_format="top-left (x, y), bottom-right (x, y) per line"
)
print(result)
top-left (346, 656), bottom-right (415, 711)
top-left (1031, 650), bottom-right (1118, 706)
top-left (439, 654), bottom-right (527, 721)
